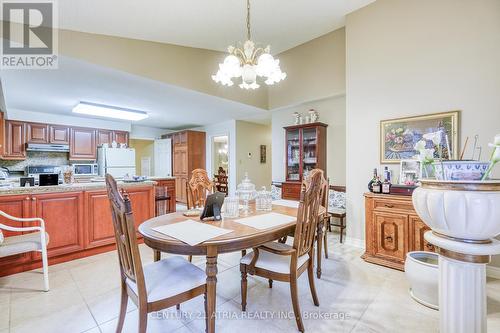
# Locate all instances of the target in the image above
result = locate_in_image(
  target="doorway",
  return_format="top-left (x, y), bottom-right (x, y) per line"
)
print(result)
top-left (212, 135), bottom-right (229, 188)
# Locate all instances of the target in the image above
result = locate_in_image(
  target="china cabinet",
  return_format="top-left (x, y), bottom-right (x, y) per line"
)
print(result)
top-left (282, 122), bottom-right (327, 200)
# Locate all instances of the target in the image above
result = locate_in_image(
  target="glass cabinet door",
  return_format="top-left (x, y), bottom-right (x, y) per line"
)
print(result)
top-left (302, 127), bottom-right (318, 179)
top-left (286, 129), bottom-right (301, 181)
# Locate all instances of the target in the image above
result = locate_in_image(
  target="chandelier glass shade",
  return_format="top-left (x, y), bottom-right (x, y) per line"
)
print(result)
top-left (212, 0), bottom-right (286, 90)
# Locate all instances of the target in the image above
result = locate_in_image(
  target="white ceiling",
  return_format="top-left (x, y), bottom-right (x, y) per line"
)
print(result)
top-left (58, 0), bottom-right (375, 54)
top-left (0, 55), bottom-right (269, 129)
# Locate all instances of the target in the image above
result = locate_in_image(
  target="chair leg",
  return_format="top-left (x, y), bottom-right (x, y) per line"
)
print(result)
top-left (153, 250), bottom-right (161, 262)
top-left (307, 260), bottom-right (320, 306)
top-left (268, 279), bottom-right (273, 288)
top-left (328, 216), bottom-right (332, 232)
top-left (188, 255), bottom-right (193, 262)
top-left (241, 267), bottom-right (248, 311)
top-left (116, 281), bottom-right (128, 333)
top-left (340, 217), bottom-right (345, 243)
top-left (290, 276), bottom-right (305, 332)
top-left (204, 293), bottom-right (208, 331)
top-left (241, 249), bottom-right (247, 257)
top-left (176, 304), bottom-right (180, 310)
top-left (138, 306), bottom-right (147, 333)
top-left (41, 246), bottom-right (49, 291)
top-left (323, 230), bottom-right (329, 259)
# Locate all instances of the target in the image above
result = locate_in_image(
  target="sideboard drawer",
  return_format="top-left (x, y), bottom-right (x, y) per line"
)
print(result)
top-left (373, 198), bottom-right (414, 212)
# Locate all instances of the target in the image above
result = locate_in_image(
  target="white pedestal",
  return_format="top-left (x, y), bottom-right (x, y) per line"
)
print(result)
top-left (439, 255), bottom-right (486, 333)
top-left (425, 232), bottom-right (500, 333)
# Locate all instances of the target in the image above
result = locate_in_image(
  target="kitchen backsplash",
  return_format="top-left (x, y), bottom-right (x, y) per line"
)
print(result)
top-left (0, 152), bottom-right (70, 172)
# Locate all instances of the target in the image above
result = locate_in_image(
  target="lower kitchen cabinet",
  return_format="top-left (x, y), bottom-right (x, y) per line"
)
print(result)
top-left (0, 195), bottom-right (32, 269)
top-left (155, 178), bottom-right (176, 213)
top-left (363, 192), bottom-right (435, 271)
top-left (31, 192), bottom-right (85, 260)
top-left (85, 190), bottom-right (115, 248)
top-left (0, 185), bottom-right (155, 277)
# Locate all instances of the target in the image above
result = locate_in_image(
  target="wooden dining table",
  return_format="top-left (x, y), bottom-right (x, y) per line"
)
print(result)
top-left (138, 204), bottom-right (326, 333)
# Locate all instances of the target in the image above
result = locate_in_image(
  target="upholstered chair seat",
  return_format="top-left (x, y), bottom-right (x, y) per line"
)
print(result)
top-left (125, 256), bottom-right (206, 302)
top-left (0, 231), bottom-right (49, 257)
top-left (240, 243), bottom-right (309, 274)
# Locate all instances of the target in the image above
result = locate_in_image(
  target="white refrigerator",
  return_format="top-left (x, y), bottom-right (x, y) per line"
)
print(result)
top-left (97, 147), bottom-right (136, 178)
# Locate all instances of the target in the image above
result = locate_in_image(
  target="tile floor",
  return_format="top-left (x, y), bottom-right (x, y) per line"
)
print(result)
top-left (1, 232), bottom-right (500, 333)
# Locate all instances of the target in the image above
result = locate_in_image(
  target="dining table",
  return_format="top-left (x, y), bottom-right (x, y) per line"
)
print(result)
top-left (138, 203), bottom-right (326, 333)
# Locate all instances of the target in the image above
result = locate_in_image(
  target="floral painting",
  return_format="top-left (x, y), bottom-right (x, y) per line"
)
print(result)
top-left (380, 111), bottom-right (459, 163)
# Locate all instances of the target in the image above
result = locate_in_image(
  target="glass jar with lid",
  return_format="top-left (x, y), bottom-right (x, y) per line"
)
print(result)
top-left (236, 172), bottom-right (257, 216)
top-left (256, 186), bottom-right (273, 211)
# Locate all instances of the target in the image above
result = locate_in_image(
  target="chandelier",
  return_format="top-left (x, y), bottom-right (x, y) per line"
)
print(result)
top-left (212, 0), bottom-right (287, 90)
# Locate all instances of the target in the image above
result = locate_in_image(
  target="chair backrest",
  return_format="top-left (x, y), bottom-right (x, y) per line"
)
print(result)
top-left (320, 177), bottom-right (329, 210)
top-left (186, 169), bottom-right (214, 209)
top-left (105, 174), bottom-right (146, 295)
top-left (293, 169), bottom-right (324, 257)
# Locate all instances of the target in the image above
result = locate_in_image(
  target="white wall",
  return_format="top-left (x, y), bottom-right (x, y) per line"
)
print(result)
top-left (345, 0), bottom-right (500, 246)
top-left (271, 95), bottom-right (346, 186)
top-left (130, 125), bottom-right (170, 140)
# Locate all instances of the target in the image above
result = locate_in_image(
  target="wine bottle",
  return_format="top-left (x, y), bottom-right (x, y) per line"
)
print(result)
top-left (368, 168), bottom-right (378, 192)
top-left (372, 176), bottom-right (382, 193)
top-left (382, 172), bottom-right (391, 194)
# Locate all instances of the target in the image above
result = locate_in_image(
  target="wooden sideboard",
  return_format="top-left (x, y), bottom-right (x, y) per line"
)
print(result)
top-left (362, 192), bottom-right (435, 271)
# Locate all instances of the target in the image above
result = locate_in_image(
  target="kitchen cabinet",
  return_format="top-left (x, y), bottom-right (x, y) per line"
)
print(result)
top-left (26, 123), bottom-right (49, 143)
top-left (84, 190), bottom-right (115, 248)
top-left (3, 120), bottom-right (26, 160)
top-left (164, 130), bottom-right (205, 203)
top-left (31, 192), bottom-right (85, 259)
top-left (49, 125), bottom-right (70, 144)
top-left (0, 112), bottom-right (4, 156)
top-left (97, 130), bottom-right (113, 146)
top-left (363, 193), bottom-right (435, 271)
top-left (282, 122), bottom-right (327, 200)
top-left (113, 131), bottom-right (129, 146)
top-left (70, 127), bottom-right (97, 160)
top-left (0, 195), bottom-right (32, 269)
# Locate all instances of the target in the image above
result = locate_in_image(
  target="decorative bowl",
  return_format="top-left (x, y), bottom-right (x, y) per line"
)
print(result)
top-left (432, 160), bottom-right (490, 181)
top-left (412, 179), bottom-right (500, 241)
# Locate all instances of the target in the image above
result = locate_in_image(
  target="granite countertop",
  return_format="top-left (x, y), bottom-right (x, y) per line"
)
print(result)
top-left (0, 180), bottom-right (157, 196)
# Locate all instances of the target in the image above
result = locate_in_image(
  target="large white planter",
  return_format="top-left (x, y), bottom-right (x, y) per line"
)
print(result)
top-left (412, 180), bottom-right (500, 241)
top-left (412, 179), bottom-right (500, 333)
top-left (405, 251), bottom-right (439, 310)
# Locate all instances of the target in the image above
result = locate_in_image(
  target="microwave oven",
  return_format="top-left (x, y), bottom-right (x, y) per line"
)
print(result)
top-left (73, 164), bottom-right (98, 176)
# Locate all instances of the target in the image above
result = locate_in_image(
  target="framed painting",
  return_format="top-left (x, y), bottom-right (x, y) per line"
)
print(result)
top-left (380, 111), bottom-right (459, 164)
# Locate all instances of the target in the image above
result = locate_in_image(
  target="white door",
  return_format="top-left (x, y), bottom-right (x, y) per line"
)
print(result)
top-left (154, 139), bottom-right (172, 177)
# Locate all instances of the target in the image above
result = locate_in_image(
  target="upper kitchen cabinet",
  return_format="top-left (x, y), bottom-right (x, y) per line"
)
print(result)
top-left (113, 131), bottom-right (129, 146)
top-left (70, 127), bottom-right (96, 160)
top-left (97, 129), bottom-right (113, 146)
top-left (26, 123), bottom-right (49, 143)
top-left (49, 125), bottom-right (70, 144)
top-left (3, 120), bottom-right (26, 160)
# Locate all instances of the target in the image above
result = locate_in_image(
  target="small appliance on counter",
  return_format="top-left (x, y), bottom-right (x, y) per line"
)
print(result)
top-left (72, 163), bottom-right (98, 176)
top-left (26, 165), bottom-right (64, 185)
top-left (39, 174), bottom-right (59, 186)
top-left (0, 167), bottom-right (10, 180)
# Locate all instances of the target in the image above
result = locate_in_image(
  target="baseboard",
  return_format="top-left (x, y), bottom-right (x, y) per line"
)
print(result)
top-left (344, 237), bottom-right (365, 249)
top-left (487, 265), bottom-right (500, 279)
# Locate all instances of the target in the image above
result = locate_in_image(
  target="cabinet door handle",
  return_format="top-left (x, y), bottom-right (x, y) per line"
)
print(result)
top-left (32, 197), bottom-right (37, 201)
top-left (385, 236), bottom-right (393, 242)
top-left (384, 204), bottom-right (394, 208)
top-left (25, 197), bottom-right (30, 201)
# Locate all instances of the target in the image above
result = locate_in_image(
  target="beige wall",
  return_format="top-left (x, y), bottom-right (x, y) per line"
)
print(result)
top-left (129, 139), bottom-right (155, 176)
top-left (268, 28), bottom-right (346, 109)
top-left (235, 121), bottom-right (272, 189)
top-left (0, 23), bottom-right (268, 110)
top-left (271, 96), bottom-right (346, 186)
top-left (345, 0), bottom-right (500, 250)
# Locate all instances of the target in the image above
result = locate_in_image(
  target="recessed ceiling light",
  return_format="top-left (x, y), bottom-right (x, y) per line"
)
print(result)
top-left (72, 102), bottom-right (149, 121)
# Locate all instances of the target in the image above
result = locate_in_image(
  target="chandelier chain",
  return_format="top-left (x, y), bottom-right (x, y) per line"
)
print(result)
top-left (246, 0), bottom-right (251, 41)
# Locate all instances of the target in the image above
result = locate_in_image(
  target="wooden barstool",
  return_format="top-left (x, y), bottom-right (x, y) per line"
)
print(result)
top-left (155, 186), bottom-right (171, 216)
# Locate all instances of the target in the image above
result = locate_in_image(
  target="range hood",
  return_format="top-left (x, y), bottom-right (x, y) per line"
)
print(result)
top-left (26, 143), bottom-right (70, 152)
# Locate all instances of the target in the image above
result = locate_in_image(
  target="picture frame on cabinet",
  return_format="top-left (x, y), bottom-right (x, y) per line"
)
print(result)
top-left (380, 111), bottom-right (459, 163)
top-left (399, 159), bottom-right (423, 185)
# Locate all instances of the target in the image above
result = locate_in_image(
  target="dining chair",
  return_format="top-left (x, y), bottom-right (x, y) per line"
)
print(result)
top-left (105, 174), bottom-right (208, 333)
top-left (240, 169), bottom-right (324, 332)
top-left (0, 210), bottom-right (49, 291)
top-left (186, 168), bottom-right (215, 210)
top-left (320, 178), bottom-right (330, 259)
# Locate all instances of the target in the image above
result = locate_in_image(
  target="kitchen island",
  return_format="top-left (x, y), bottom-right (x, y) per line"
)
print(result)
top-left (0, 181), bottom-right (156, 277)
